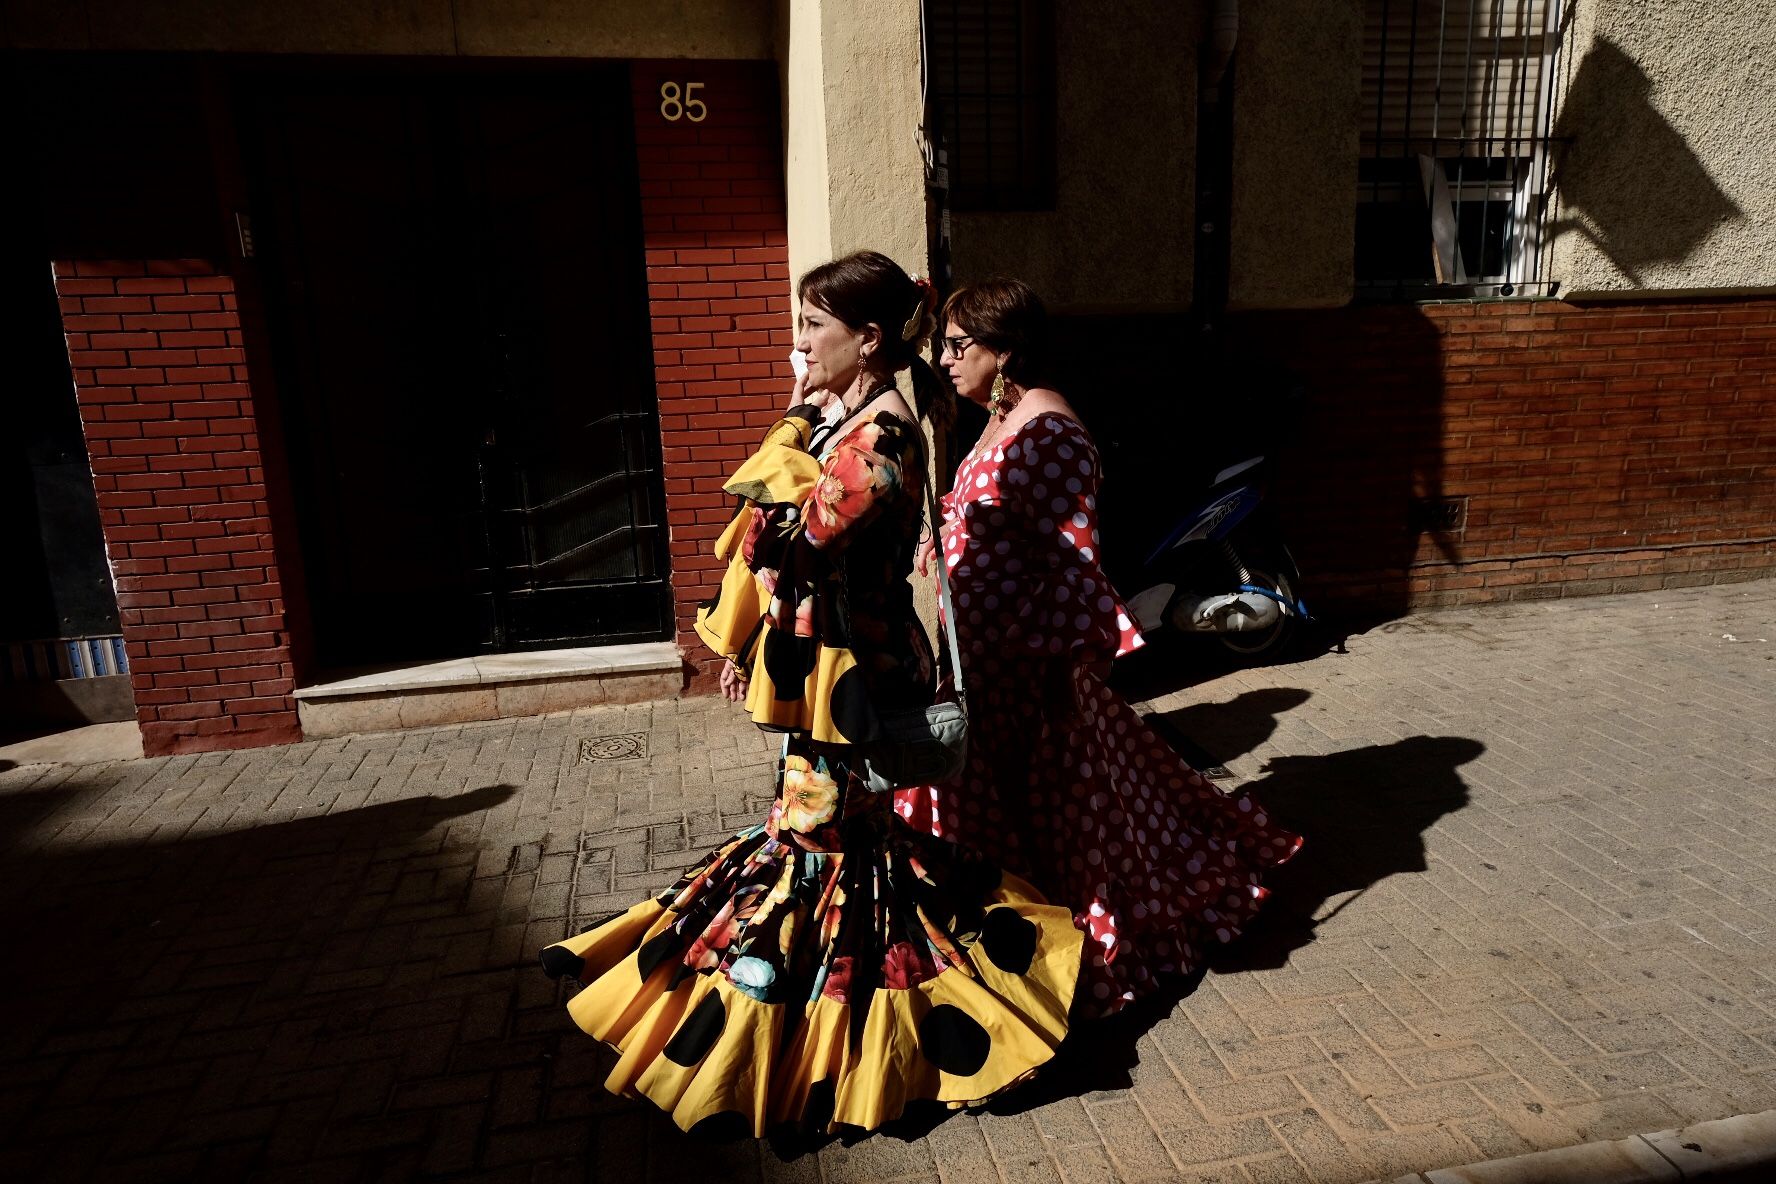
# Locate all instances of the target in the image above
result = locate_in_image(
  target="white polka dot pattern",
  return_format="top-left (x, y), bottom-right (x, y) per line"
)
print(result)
top-left (897, 415), bottom-right (1301, 1018)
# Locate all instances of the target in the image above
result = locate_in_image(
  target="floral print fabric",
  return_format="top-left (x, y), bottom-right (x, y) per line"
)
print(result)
top-left (695, 405), bottom-right (933, 743)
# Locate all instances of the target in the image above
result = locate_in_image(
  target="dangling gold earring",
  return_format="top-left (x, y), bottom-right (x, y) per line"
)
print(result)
top-left (989, 364), bottom-right (1007, 418)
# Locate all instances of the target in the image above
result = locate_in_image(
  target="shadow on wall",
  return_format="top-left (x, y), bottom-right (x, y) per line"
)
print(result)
top-left (1035, 311), bottom-right (1455, 651)
top-left (1548, 38), bottom-right (1743, 284)
top-left (1225, 306), bottom-right (1453, 629)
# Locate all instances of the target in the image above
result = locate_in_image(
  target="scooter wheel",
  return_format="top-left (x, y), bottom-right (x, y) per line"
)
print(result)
top-left (1214, 558), bottom-right (1301, 664)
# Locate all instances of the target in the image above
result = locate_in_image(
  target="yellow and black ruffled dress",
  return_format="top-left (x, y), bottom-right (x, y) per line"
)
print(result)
top-left (541, 402), bottom-right (1084, 1137)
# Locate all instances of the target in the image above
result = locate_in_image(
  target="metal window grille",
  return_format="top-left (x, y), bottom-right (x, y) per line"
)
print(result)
top-left (1356, 0), bottom-right (1566, 298)
top-left (926, 0), bottom-right (1056, 212)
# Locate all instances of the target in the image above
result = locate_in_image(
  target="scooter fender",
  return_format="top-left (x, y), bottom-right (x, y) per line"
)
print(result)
top-left (1144, 483), bottom-right (1263, 566)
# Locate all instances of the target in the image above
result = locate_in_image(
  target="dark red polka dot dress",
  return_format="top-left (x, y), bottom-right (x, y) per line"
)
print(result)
top-left (896, 414), bottom-right (1302, 1017)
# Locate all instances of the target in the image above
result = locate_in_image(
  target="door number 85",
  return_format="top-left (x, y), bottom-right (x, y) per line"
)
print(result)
top-left (659, 81), bottom-right (708, 123)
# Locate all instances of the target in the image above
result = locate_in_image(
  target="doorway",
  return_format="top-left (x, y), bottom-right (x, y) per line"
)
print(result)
top-left (241, 64), bottom-right (670, 668)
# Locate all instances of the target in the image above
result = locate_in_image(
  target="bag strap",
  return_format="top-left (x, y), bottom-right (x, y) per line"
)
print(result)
top-left (923, 467), bottom-right (967, 711)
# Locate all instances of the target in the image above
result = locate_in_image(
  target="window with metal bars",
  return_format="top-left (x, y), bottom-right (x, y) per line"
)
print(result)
top-left (1356, 0), bottom-right (1565, 297)
top-left (926, 0), bottom-right (1056, 212)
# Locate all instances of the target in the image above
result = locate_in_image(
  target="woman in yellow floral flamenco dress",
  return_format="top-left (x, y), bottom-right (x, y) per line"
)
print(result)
top-left (540, 252), bottom-right (1084, 1139)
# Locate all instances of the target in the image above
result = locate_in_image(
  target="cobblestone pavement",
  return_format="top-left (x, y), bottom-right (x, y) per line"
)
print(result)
top-left (2, 579), bottom-right (1774, 1184)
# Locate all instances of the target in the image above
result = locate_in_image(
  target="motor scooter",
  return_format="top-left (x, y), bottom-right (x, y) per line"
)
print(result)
top-left (1118, 384), bottom-right (1310, 663)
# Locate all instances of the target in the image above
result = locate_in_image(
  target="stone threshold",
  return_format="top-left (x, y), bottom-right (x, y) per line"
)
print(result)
top-left (294, 642), bottom-right (683, 738)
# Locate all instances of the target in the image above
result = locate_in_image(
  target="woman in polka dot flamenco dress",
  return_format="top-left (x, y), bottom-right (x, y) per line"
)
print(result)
top-left (897, 280), bottom-right (1302, 1017)
top-left (539, 253), bottom-right (1084, 1138)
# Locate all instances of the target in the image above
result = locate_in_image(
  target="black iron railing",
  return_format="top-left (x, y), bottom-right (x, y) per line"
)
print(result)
top-left (1357, 0), bottom-right (1567, 298)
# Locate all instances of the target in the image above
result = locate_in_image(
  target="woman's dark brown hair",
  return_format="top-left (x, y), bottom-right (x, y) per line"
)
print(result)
top-left (941, 279), bottom-right (1051, 389)
top-left (798, 250), bottom-right (952, 426)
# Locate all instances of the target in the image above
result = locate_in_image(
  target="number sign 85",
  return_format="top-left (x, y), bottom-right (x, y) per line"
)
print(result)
top-left (660, 82), bottom-right (707, 123)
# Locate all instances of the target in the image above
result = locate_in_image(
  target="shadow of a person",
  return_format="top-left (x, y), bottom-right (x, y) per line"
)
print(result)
top-left (4, 783), bottom-right (518, 1005)
top-left (0, 781), bottom-right (527, 1179)
top-left (743, 736), bottom-right (1484, 1154)
top-left (1213, 735), bottom-right (1483, 974)
top-left (1146, 687), bottom-right (1315, 772)
top-left (954, 733), bottom-right (1481, 1115)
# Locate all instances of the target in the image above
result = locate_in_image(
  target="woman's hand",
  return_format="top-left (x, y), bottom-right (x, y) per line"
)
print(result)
top-left (787, 370), bottom-right (817, 412)
top-left (916, 514), bottom-right (951, 576)
top-left (718, 661), bottom-right (748, 703)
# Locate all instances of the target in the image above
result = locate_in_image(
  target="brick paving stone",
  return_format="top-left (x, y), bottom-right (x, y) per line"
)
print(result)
top-left (3, 580), bottom-right (1775, 1182)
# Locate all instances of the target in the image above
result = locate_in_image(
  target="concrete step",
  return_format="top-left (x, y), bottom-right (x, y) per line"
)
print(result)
top-left (293, 642), bottom-right (683, 737)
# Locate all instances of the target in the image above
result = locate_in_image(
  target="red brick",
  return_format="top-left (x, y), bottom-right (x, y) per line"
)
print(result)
top-left (152, 294), bottom-right (222, 313)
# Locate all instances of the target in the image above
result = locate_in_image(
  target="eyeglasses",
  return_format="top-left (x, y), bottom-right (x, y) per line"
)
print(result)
top-left (939, 335), bottom-right (976, 360)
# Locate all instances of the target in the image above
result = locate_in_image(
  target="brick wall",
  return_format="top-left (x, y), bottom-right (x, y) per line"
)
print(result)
top-left (55, 259), bottom-right (299, 756)
top-left (1230, 297), bottom-right (1776, 613)
top-left (629, 61), bottom-right (793, 688)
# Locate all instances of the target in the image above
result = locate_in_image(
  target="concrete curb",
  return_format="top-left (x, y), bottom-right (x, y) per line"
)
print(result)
top-left (1385, 1109), bottom-right (1776, 1183)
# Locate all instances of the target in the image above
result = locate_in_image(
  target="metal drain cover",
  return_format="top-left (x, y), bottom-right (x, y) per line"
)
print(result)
top-left (578, 733), bottom-right (647, 763)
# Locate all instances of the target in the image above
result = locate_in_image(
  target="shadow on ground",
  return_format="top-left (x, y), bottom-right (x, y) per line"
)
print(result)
top-left (0, 719), bottom-right (1483, 1176)
top-left (1013, 734), bottom-right (1483, 1116)
top-left (768, 726), bottom-right (1486, 1157)
top-left (1212, 735), bottom-right (1484, 974)
top-left (1109, 626), bottom-right (1347, 707)
top-left (0, 773), bottom-right (800, 1181)
top-left (1144, 686), bottom-right (1315, 772)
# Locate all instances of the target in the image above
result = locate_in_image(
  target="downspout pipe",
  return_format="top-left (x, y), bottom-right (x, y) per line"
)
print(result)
top-left (1204, 0), bottom-right (1240, 94)
top-left (1194, 0), bottom-right (1239, 346)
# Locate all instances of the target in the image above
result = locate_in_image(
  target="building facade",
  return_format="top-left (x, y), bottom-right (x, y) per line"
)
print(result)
top-left (939, 0), bottom-right (1775, 617)
top-left (3, 0), bottom-right (1771, 754)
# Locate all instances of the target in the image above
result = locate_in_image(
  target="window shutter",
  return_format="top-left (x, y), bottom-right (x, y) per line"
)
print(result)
top-left (1361, 0), bottom-right (1555, 157)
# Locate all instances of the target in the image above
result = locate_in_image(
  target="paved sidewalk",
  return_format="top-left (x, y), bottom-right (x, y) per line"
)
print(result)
top-left (1, 579), bottom-right (1773, 1184)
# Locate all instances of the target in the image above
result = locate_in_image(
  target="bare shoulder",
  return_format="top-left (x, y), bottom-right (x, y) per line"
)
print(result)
top-left (876, 391), bottom-right (917, 424)
top-left (1016, 388), bottom-right (1088, 435)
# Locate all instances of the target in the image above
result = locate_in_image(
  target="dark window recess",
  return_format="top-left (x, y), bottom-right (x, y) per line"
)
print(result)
top-left (926, 0), bottom-right (1057, 212)
top-left (0, 249), bottom-right (119, 643)
top-left (1356, 0), bottom-right (1566, 299)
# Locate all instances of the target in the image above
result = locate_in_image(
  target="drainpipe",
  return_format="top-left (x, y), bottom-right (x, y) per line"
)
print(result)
top-left (1194, 0), bottom-right (1239, 345)
top-left (918, 0), bottom-right (952, 292)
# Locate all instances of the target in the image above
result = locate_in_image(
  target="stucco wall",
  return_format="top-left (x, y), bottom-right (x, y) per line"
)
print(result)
top-left (1547, 0), bottom-right (1776, 297)
top-left (782, 0), bottom-right (926, 287)
top-left (0, 0), bottom-right (775, 58)
top-left (1227, 0), bottom-right (1363, 310)
top-left (948, 1), bottom-right (1199, 313)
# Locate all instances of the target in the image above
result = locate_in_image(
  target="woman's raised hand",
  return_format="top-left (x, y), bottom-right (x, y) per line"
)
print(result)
top-left (786, 369), bottom-right (812, 411)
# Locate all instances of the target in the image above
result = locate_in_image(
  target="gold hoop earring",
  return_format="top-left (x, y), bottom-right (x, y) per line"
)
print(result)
top-left (989, 365), bottom-right (1007, 417)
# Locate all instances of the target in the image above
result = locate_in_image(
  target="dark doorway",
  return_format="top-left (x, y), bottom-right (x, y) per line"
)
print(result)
top-left (240, 64), bottom-right (669, 668)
